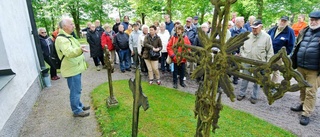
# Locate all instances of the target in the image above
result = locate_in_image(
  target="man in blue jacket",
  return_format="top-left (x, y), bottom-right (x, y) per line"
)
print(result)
top-left (267, 16), bottom-right (295, 83)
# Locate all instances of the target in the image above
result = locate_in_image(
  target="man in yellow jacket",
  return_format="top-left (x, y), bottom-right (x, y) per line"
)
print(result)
top-left (55, 17), bottom-right (90, 117)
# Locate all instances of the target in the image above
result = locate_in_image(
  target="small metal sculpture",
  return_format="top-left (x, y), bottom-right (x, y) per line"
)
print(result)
top-left (172, 0), bottom-right (310, 136)
top-left (104, 48), bottom-right (118, 107)
top-left (129, 69), bottom-right (149, 137)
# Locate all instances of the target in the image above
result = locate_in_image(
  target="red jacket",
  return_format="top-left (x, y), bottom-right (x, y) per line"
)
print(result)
top-left (101, 32), bottom-right (115, 51)
top-left (167, 35), bottom-right (191, 63)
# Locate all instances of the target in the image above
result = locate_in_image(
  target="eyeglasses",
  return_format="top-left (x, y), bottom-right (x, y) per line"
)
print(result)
top-left (41, 32), bottom-right (47, 34)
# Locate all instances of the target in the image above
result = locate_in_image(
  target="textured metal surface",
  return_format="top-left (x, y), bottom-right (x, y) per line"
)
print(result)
top-left (172, 0), bottom-right (310, 136)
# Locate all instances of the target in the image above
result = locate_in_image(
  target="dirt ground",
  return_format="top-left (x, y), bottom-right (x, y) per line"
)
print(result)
top-left (19, 47), bottom-right (320, 137)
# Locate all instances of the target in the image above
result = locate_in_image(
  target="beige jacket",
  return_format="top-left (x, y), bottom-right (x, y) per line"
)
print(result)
top-left (240, 31), bottom-right (274, 62)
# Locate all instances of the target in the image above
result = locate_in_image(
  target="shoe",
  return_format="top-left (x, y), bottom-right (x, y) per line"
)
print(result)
top-left (249, 98), bottom-right (257, 104)
top-left (126, 68), bottom-right (131, 72)
top-left (149, 80), bottom-right (153, 85)
top-left (180, 83), bottom-right (186, 87)
top-left (96, 66), bottom-right (101, 71)
top-left (300, 115), bottom-right (310, 125)
top-left (236, 95), bottom-right (245, 101)
top-left (233, 79), bottom-right (238, 85)
top-left (73, 111), bottom-right (90, 117)
top-left (56, 76), bottom-right (60, 79)
top-left (51, 76), bottom-right (59, 80)
top-left (157, 80), bottom-right (161, 85)
top-left (121, 70), bottom-right (125, 73)
top-left (82, 106), bottom-right (91, 111)
top-left (173, 83), bottom-right (178, 89)
top-left (291, 104), bottom-right (303, 112)
top-left (183, 77), bottom-right (186, 81)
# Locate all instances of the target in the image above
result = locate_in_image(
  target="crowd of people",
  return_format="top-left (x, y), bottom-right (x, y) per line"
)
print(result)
top-left (39, 11), bottom-right (320, 125)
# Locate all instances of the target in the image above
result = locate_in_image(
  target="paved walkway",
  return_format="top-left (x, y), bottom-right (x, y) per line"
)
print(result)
top-left (19, 46), bottom-right (320, 137)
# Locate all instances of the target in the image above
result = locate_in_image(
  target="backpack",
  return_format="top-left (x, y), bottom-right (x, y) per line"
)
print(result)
top-left (51, 34), bottom-right (70, 69)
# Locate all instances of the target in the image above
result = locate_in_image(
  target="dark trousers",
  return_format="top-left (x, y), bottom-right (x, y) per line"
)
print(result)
top-left (173, 63), bottom-right (185, 84)
top-left (140, 56), bottom-right (147, 72)
top-left (132, 47), bottom-right (139, 67)
top-left (160, 52), bottom-right (170, 72)
top-left (118, 49), bottom-right (131, 71)
top-left (44, 55), bottom-right (57, 78)
top-left (93, 55), bottom-right (105, 66)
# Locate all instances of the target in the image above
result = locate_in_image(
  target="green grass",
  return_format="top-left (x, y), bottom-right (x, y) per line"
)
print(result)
top-left (78, 38), bottom-right (88, 44)
top-left (91, 80), bottom-right (296, 137)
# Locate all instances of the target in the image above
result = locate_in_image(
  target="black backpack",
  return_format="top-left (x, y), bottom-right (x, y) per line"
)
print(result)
top-left (51, 34), bottom-right (70, 69)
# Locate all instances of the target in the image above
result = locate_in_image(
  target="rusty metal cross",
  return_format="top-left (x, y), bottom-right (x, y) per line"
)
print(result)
top-left (173, 0), bottom-right (310, 136)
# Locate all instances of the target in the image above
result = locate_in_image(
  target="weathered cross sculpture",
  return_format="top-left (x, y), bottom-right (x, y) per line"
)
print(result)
top-left (129, 69), bottom-right (149, 137)
top-left (103, 49), bottom-right (118, 107)
top-left (173, 0), bottom-right (311, 136)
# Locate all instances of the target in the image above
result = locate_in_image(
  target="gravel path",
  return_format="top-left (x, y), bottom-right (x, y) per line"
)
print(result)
top-left (19, 45), bottom-right (320, 137)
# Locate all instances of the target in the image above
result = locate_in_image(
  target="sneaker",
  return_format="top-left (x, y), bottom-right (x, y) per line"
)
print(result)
top-left (149, 80), bottom-right (153, 85)
top-left (173, 83), bottom-right (178, 89)
top-left (56, 76), bottom-right (60, 79)
top-left (96, 66), bottom-right (101, 71)
top-left (126, 68), bottom-right (131, 72)
top-left (300, 115), bottom-right (310, 126)
top-left (51, 76), bottom-right (59, 80)
top-left (156, 80), bottom-right (161, 85)
top-left (249, 98), bottom-right (258, 104)
top-left (236, 95), bottom-right (245, 101)
top-left (82, 106), bottom-right (91, 111)
top-left (73, 111), bottom-right (90, 117)
top-left (232, 79), bottom-right (238, 85)
top-left (180, 83), bottom-right (186, 87)
top-left (290, 104), bottom-right (303, 112)
top-left (121, 70), bottom-right (125, 73)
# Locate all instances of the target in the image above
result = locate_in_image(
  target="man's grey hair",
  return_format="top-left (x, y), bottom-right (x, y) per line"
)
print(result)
top-left (38, 28), bottom-right (45, 34)
top-left (248, 16), bottom-right (256, 22)
top-left (141, 24), bottom-right (149, 29)
top-left (164, 14), bottom-right (170, 18)
top-left (201, 23), bottom-right (209, 28)
top-left (58, 17), bottom-right (73, 29)
top-left (235, 17), bottom-right (244, 23)
top-left (159, 22), bottom-right (166, 27)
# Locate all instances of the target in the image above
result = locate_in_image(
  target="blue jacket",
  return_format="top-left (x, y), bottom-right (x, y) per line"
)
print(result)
top-left (165, 21), bottom-right (174, 33)
top-left (244, 22), bottom-right (252, 32)
top-left (184, 25), bottom-right (197, 45)
top-left (268, 26), bottom-right (295, 55)
top-left (121, 22), bottom-right (129, 31)
top-left (230, 26), bottom-right (247, 53)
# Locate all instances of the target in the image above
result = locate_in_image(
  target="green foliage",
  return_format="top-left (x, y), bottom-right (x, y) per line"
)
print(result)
top-left (91, 80), bottom-right (296, 136)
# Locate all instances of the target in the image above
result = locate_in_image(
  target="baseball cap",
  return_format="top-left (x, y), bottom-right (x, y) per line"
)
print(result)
top-left (194, 16), bottom-right (199, 20)
top-left (280, 16), bottom-right (289, 21)
top-left (309, 11), bottom-right (320, 19)
top-left (251, 19), bottom-right (263, 28)
top-left (186, 17), bottom-right (192, 22)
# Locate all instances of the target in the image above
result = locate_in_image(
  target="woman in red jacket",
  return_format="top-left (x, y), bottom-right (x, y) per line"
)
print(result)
top-left (101, 24), bottom-right (116, 64)
top-left (167, 25), bottom-right (191, 89)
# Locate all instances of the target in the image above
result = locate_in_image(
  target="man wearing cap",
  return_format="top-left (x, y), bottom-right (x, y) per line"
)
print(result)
top-left (193, 16), bottom-right (200, 28)
top-left (290, 11), bottom-right (320, 126)
top-left (268, 16), bottom-right (295, 83)
top-left (129, 23), bottom-right (142, 69)
top-left (237, 19), bottom-right (274, 104)
top-left (185, 17), bottom-right (197, 75)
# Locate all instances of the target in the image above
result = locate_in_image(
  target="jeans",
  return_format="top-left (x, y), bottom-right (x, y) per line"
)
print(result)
top-left (173, 63), bottom-right (185, 84)
top-left (160, 52), bottom-right (170, 72)
top-left (67, 73), bottom-right (84, 114)
top-left (239, 64), bottom-right (260, 99)
top-left (118, 49), bottom-right (131, 71)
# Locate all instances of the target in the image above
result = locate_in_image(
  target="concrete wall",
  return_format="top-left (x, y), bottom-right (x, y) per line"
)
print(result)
top-left (0, 0), bottom-right (42, 134)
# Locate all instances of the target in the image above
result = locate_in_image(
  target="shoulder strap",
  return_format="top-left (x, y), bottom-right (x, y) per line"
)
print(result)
top-left (56, 34), bottom-right (73, 62)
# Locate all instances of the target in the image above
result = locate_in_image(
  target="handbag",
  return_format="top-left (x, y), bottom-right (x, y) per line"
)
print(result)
top-left (149, 50), bottom-right (160, 60)
top-left (166, 55), bottom-right (172, 64)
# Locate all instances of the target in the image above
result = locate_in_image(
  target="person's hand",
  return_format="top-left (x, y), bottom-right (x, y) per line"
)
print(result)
top-left (153, 47), bottom-right (160, 52)
top-left (131, 51), bottom-right (135, 56)
top-left (81, 45), bottom-right (89, 52)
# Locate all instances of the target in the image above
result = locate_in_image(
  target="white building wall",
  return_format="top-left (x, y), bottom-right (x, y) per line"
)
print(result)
top-left (0, 0), bottom-right (41, 131)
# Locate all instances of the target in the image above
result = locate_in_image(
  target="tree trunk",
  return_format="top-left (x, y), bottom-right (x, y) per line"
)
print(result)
top-left (166, 0), bottom-right (172, 19)
top-left (142, 13), bottom-right (146, 25)
top-left (69, 4), bottom-right (81, 38)
top-left (256, 0), bottom-right (263, 20)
